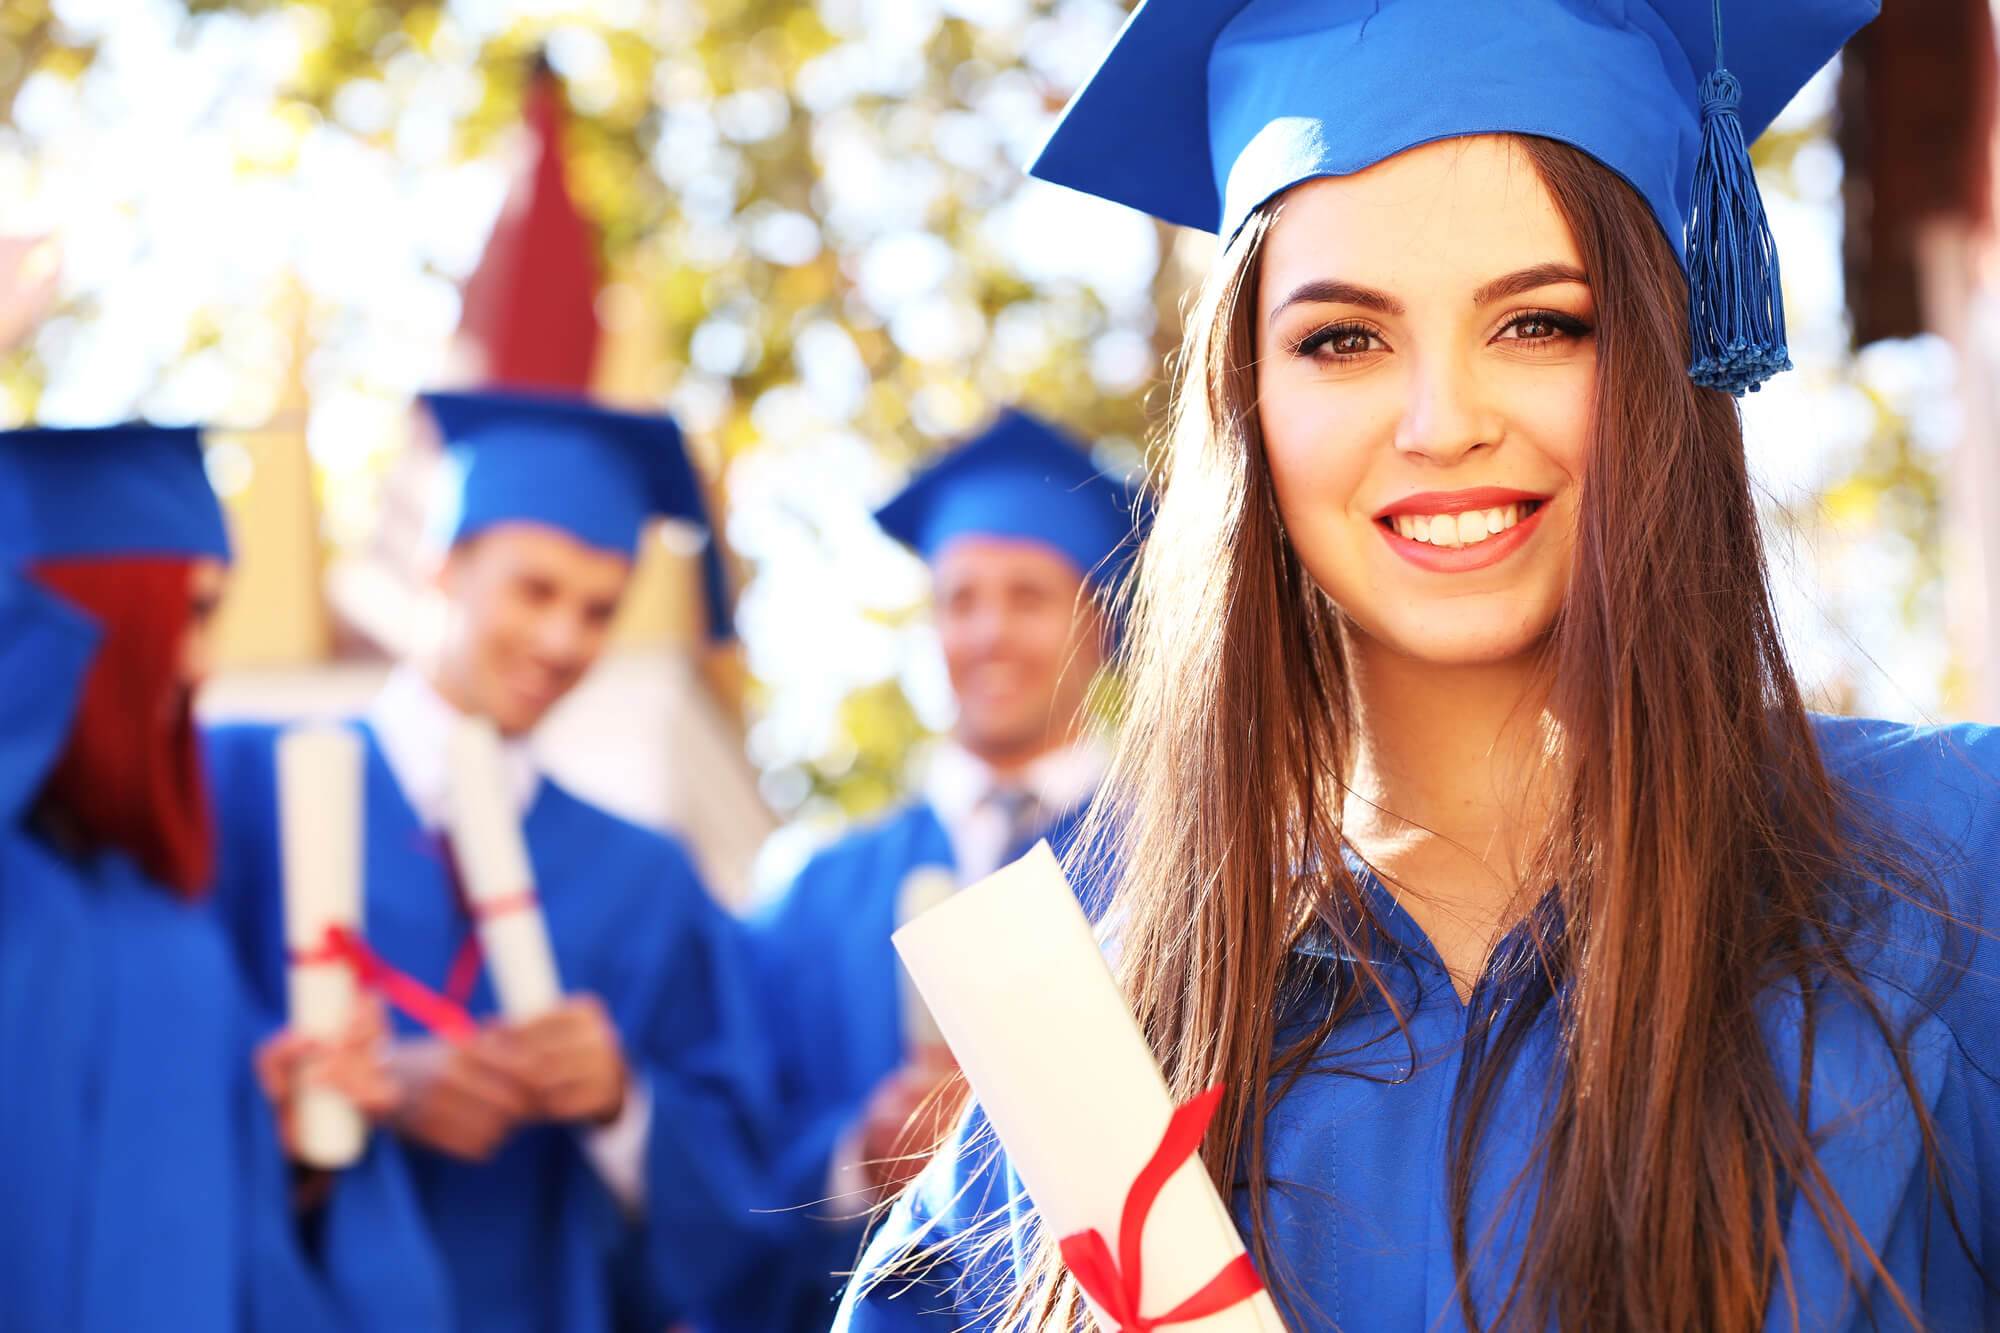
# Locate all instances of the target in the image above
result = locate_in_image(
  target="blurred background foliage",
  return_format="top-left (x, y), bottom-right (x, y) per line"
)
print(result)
top-left (0, 0), bottom-right (1959, 830)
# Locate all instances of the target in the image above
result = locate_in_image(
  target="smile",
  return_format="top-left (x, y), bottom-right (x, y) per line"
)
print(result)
top-left (1372, 488), bottom-right (1551, 572)
top-left (1380, 501), bottom-right (1540, 548)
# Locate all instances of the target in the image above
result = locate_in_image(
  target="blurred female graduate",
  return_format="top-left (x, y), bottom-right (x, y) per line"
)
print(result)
top-left (835, 1), bottom-right (2000, 1330)
top-left (0, 424), bottom-right (450, 1331)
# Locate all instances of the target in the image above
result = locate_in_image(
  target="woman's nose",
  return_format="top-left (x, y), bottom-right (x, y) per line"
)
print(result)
top-left (1392, 352), bottom-right (1498, 465)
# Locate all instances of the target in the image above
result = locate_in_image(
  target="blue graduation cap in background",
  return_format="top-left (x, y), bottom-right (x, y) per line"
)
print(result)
top-left (873, 409), bottom-right (1148, 590)
top-left (0, 424), bottom-right (230, 562)
top-left (1030, 0), bottom-right (1879, 395)
top-left (421, 389), bottom-right (734, 638)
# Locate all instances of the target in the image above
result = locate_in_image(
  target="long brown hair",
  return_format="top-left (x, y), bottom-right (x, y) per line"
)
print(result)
top-left (970, 135), bottom-right (1971, 1332)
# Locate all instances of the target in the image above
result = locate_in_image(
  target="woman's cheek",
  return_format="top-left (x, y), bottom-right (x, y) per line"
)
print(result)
top-left (1263, 402), bottom-right (1375, 545)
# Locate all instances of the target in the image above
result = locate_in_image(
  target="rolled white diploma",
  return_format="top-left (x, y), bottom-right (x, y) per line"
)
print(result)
top-left (277, 724), bottom-right (368, 1169)
top-left (894, 864), bottom-right (956, 1056)
top-left (892, 842), bottom-right (1288, 1333)
top-left (445, 717), bottom-right (562, 1019)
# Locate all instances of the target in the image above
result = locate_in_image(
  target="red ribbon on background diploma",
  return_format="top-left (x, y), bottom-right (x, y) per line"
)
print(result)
top-left (292, 925), bottom-right (479, 1042)
top-left (443, 887), bottom-right (544, 1006)
top-left (1057, 1084), bottom-right (1266, 1331)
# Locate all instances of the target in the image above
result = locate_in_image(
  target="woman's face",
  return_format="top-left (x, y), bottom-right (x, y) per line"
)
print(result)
top-left (1256, 135), bottom-right (1595, 669)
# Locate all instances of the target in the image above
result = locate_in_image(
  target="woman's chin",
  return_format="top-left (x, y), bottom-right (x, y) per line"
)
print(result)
top-left (1347, 609), bottom-right (1558, 672)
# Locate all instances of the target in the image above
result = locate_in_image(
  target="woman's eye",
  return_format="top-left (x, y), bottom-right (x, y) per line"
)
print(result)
top-left (1499, 310), bottom-right (1591, 344)
top-left (1296, 324), bottom-right (1384, 358)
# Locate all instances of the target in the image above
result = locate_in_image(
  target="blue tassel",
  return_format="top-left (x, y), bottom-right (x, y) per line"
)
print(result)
top-left (1686, 70), bottom-right (1790, 394)
top-left (1684, 15), bottom-right (1790, 396)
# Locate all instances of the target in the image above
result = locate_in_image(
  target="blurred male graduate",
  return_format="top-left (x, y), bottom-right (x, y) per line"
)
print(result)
top-left (0, 423), bottom-right (449, 1333)
top-left (723, 408), bottom-right (1147, 1332)
top-left (202, 390), bottom-right (777, 1333)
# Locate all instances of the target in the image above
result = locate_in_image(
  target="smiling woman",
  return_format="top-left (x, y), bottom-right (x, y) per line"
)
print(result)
top-left (831, 1), bottom-right (2000, 1332)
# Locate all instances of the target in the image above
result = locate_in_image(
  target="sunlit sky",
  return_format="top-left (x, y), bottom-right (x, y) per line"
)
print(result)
top-left (0, 0), bottom-right (1965, 816)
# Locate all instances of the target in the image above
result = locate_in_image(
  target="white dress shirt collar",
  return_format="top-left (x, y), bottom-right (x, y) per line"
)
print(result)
top-left (923, 737), bottom-right (1109, 882)
top-left (366, 665), bottom-right (542, 830)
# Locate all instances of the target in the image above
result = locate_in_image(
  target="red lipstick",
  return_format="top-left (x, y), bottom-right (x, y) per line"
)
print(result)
top-left (1372, 487), bottom-right (1550, 520)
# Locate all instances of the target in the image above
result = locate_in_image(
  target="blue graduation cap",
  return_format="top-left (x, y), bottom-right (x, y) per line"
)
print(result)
top-left (421, 389), bottom-right (733, 638)
top-left (1029, 0), bottom-right (1879, 395)
top-left (0, 424), bottom-right (230, 562)
top-left (873, 409), bottom-right (1148, 590)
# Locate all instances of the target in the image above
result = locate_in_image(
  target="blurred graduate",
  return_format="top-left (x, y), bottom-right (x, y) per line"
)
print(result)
top-left (0, 424), bottom-right (449, 1332)
top-left (834, 1), bottom-right (2000, 1330)
top-left (202, 390), bottom-right (777, 1333)
top-left (725, 408), bottom-right (1146, 1333)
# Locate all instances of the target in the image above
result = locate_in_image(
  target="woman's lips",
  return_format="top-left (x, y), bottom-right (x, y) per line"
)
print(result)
top-left (1372, 486), bottom-right (1551, 520)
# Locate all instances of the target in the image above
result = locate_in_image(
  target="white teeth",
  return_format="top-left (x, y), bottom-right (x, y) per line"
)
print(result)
top-left (1390, 503), bottom-right (1534, 548)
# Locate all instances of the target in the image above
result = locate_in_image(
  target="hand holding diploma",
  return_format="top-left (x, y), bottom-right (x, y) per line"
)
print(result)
top-left (256, 994), bottom-right (402, 1160)
top-left (493, 993), bottom-right (631, 1126)
top-left (386, 1033), bottom-right (537, 1162)
top-left (892, 841), bottom-right (1289, 1333)
top-left (386, 995), bottom-right (631, 1160)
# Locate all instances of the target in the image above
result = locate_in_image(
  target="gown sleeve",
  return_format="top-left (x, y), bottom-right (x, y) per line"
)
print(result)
top-left (1917, 731), bottom-right (2000, 1330)
top-left (1790, 717), bottom-right (2000, 1330)
top-left (599, 834), bottom-right (788, 1324)
top-left (691, 846), bottom-right (896, 1333)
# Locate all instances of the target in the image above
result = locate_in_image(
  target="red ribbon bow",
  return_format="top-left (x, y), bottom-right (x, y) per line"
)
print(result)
top-left (292, 925), bottom-right (480, 1043)
top-left (1056, 1084), bottom-right (1266, 1332)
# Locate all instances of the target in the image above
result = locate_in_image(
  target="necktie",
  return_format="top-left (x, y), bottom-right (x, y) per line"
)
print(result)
top-left (988, 782), bottom-right (1044, 874)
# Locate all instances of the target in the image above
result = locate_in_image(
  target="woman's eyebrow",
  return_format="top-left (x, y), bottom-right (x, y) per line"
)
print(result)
top-left (1267, 262), bottom-right (1588, 326)
top-left (1267, 279), bottom-right (1403, 326)
top-left (1471, 262), bottom-right (1589, 306)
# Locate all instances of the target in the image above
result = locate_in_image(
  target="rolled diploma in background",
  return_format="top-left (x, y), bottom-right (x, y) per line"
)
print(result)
top-left (446, 717), bottom-right (562, 1018)
top-left (277, 724), bottom-right (368, 1169)
top-left (894, 865), bottom-right (956, 1055)
top-left (893, 842), bottom-right (1288, 1332)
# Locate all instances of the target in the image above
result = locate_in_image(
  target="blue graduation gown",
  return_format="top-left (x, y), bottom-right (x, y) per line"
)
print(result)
top-left (830, 716), bottom-right (2000, 1332)
top-left (203, 722), bottom-right (777, 1333)
top-left (0, 579), bottom-right (449, 1333)
top-left (725, 798), bottom-right (1093, 1333)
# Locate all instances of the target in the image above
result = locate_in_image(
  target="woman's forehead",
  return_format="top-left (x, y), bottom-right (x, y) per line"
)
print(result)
top-left (1259, 136), bottom-right (1583, 303)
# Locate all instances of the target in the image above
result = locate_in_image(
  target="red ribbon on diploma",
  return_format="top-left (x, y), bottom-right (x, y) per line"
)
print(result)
top-left (443, 888), bottom-right (542, 1007)
top-left (293, 925), bottom-right (480, 1043)
top-left (1056, 1084), bottom-right (1266, 1331)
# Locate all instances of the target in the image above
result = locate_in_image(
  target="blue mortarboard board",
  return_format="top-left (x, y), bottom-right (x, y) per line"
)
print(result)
top-left (421, 389), bottom-right (734, 638)
top-left (1030, 0), bottom-right (1879, 395)
top-left (0, 424), bottom-right (230, 561)
top-left (873, 409), bottom-right (1148, 591)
